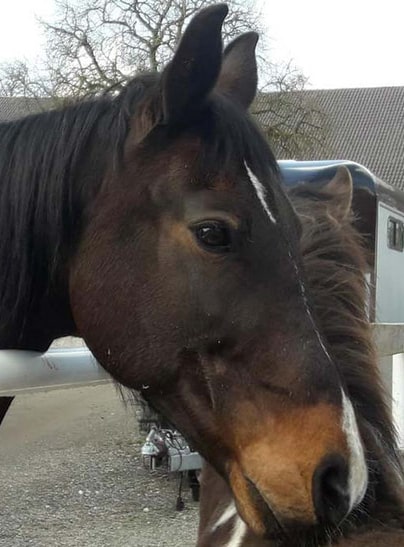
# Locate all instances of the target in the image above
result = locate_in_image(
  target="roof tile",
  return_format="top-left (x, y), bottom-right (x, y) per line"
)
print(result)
top-left (255, 86), bottom-right (404, 190)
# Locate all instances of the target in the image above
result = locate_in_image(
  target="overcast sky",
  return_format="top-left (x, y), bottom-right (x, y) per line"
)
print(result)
top-left (0, 0), bottom-right (403, 89)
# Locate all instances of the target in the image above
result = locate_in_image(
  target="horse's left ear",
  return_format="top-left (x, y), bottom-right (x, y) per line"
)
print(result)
top-left (215, 32), bottom-right (259, 109)
top-left (322, 166), bottom-right (353, 222)
top-left (161, 4), bottom-right (228, 125)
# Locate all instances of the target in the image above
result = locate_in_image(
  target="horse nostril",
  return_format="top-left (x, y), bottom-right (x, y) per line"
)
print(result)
top-left (313, 454), bottom-right (350, 526)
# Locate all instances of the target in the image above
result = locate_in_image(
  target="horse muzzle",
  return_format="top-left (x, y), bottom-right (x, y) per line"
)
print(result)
top-left (228, 451), bottom-right (358, 539)
top-left (224, 396), bottom-right (368, 538)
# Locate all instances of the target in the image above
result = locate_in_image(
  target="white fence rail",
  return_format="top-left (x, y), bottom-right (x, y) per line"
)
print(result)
top-left (0, 326), bottom-right (403, 418)
top-left (372, 323), bottom-right (404, 450)
top-left (0, 338), bottom-right (109, 396)
top-left (372, 323), bottom-right (404, 356)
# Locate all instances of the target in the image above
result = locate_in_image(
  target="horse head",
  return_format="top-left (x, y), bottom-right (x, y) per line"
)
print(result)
top-left (11, 5), bottom-right (368, 538)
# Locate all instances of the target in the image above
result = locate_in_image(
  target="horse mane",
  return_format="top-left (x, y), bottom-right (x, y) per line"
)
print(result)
top-left (290, 183), bottom-right (404, 530)
top-left (0, 93), bottom-right (126, 345)
top-left (0, 72), bottom-right (279, 348)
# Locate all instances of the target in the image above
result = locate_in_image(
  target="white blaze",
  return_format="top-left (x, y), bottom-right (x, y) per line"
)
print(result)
top-left (244, 161), bottom-right (332, 363)
top-left (244, 160), bottom-right (368, 519)
top-left (244, 161), bottom-right (277, 224)
top-left (341, 389), bottom-right (368, 509)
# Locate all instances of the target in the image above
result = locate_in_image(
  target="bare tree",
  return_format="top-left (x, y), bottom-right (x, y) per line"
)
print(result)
top-left (0, 0), bottom-right (327, 157)
top-left (252, 63), bottom-right (329, 158)
top-left (1, 0), bottom-right (262, 98)
top-left (0, 61), bottom-right (48, 98)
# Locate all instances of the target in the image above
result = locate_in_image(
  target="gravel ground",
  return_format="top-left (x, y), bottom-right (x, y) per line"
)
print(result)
top-left (0, 384), bottom-right (199, 547)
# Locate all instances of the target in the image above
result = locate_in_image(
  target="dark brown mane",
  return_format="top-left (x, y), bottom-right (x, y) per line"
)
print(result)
top-left (290, 184), bottom-right (404, 533)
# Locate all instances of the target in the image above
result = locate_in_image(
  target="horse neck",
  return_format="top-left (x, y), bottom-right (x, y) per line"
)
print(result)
top-left (0, 112), bottom-right (88, 351)
top-left (0, 270), bottom-right (76, 352)
top-left (12, 292), bottom-right (76, 352)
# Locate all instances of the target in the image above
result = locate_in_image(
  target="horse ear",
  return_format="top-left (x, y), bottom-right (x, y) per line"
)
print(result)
top-left (322, 166), bottom-right (353, 222)
top-left (161, 4), bottom-right (228, 125)
top-left (215, 32), bottom-right (259, 109)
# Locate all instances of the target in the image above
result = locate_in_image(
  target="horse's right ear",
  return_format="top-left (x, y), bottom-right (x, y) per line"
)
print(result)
top-left (161, 4), bottom-right (228, 125)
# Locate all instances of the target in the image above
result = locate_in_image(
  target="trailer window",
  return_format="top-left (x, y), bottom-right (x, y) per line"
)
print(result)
top-left (387, 217), bottom-right (404, 251)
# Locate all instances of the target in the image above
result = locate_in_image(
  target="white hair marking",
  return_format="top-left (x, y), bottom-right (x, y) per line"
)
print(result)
top-left (244, 161), bottom-right (277, 224)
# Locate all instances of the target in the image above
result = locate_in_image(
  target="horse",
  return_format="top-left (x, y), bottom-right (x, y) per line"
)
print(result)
top-left (197, 167), bottom-right (404, 546)
top-left (0, 3), bottom-right (381, 540)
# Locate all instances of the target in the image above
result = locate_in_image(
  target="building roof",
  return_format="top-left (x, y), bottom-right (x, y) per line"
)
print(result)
top-left (255, 86), bottom-right (404, 191)
top-left (2, 87), bottom-right (404, 190)
top-left (0, 96), bottom-right (53, 122)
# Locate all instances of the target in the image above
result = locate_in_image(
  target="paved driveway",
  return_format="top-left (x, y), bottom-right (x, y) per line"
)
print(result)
top-left (0, 385), bottom-right (198, 546)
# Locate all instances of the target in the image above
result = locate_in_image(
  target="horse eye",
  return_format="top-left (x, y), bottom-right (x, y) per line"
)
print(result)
top-left (192, 221), bottom-right (233, 252)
